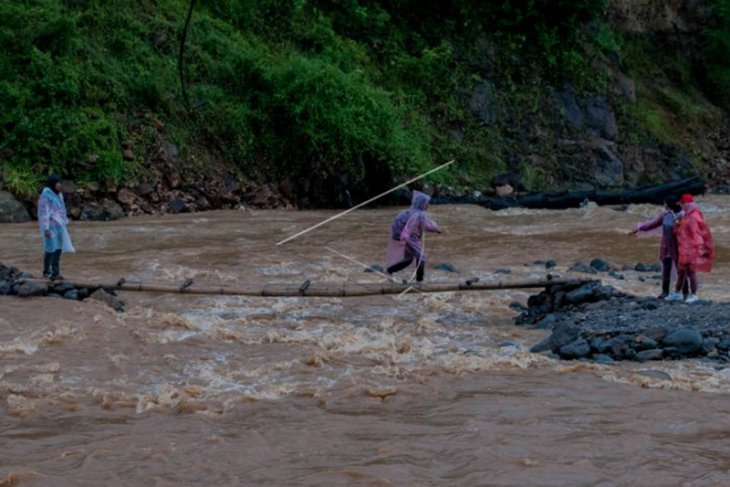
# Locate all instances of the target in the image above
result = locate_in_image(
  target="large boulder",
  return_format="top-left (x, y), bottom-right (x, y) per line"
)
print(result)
top-left (0, 191), bottom-right (31, 223)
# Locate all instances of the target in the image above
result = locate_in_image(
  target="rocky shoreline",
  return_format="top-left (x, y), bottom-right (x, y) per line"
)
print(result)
top-left (0, 263), bottom-right (124, 311)
top-left (517, 279), bottom-right (730, 363)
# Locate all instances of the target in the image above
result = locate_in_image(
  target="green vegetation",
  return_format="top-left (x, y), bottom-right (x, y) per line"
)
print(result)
top-left (0, 0), bottom-right (726, 203)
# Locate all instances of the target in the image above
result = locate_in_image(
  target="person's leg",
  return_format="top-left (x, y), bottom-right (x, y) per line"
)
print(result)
top-left (667, 267), bottom-right (686, 301)
top-left (50, 250), bottom-right (62, 278)
top-left (688, 270), bottom-right (698, 295)
top-left (416, 259), bottom-right (425, 282)
top-left (661, 258), bottom-right (672, 297)
top-left (43, 252), bottom-right (53, 277)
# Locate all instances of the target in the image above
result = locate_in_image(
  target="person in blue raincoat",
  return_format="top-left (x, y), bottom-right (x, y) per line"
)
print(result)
top-left (37, 175), bottom-right (75, 279)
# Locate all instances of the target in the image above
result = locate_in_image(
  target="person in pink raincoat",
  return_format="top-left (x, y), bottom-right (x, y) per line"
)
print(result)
top-left (629, 197), bottom-right (687, 298)
top-left (665, 194), bottom-right (714, 304)
top-left (386, 191), bottom-right (441, 283)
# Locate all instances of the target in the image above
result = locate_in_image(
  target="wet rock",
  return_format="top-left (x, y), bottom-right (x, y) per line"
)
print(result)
top-left (536, 313), bottom-right (558, 330)
top-left (717, 337), bottom-right (730, 352)
top-left (63, 289), bottom-right (79, 300)
top-left (594, 354), bottom-right (615, 364)
top-left (559, 338), bottom-right (591, 360)
top-left (52, 282), bottom-right (76, 294)
top-left (635, 349), bottom-right (664, 362)
top-left (632, 336), bottom-right (658, 351)
top-left (509, 301), bottom-right (528, 312)
top-left (89, 289), bottom-right (125, 312)
top-left (0, 280), bottom-right (11, 295)
top-left (545, 260), bottom-right (557, 269)
top-left (434, 263), bottom-right (459, 273)
top-left (531, 322), bottom-right (579, 353)
top-left (117, 188), bottom-right (137, 206)
top-left (608, 271), bottom-right (625, 280)
top-left (80, 199), bottom-right (125, 221)
top-left (495, 268), bottom-right (512, 274)
top-left (662, 328), bottom-right (703, 356)
top-left (0, 190), bottom-right (31, 223)
top-left (169, 197), bottom-right (186, 214)
top-left (569, 262), bottom-right (598, 274)
top-left (364, 264), bottom-right (385, 273)
top-left (589, 139), bottom-right (624, 187)
top-left (77, 288), bottom-right (90, 300)
top-left (564, 284), bottom-right (597, 305)
top-left (17, 281), bottom-right (48, 297)
top-left (589, 258), bottom-right (612, 272)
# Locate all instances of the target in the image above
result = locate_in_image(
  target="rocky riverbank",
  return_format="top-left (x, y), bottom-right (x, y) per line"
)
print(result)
top-left (517, 279), bottom-right (730, 363)
top-left (0, 263), bottom-right (124, 311)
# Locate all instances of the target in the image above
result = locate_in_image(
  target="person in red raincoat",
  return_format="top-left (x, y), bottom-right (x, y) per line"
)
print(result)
top-left (665, 194), bottom-right (714, 304)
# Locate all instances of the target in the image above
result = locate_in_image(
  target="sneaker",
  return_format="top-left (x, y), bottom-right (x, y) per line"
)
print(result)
top-left (665, 292), bottom-right (683, 302)
top-left (685, 294), bottom-right (699, 304)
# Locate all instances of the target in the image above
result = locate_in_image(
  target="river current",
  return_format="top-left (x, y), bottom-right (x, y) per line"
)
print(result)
top-left (1, 196), bottom-right (729, 486)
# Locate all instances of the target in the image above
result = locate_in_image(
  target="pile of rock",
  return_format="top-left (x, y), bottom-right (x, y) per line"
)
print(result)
top-left (0, 262), bottom-right (124, 311)
top-left (516, 280), bottom-right (730, 363)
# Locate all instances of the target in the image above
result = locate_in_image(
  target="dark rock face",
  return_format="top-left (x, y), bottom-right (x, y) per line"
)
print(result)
top-left (516, 279), bottom-right (730, 363)
top-left (89, 289), bottom-right (125, 312)
top-left (0, 190), bottom-right (31, 223)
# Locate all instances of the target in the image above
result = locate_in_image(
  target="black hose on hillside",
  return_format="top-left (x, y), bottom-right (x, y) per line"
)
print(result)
top-left (178, 0), bottom-right (196, 111)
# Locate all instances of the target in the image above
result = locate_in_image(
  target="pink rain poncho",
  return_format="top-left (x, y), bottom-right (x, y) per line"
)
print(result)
top-left (674, 202), bottom-right (714, 272)
top-left (386, 191), bottom-right (440, 268)
top-left (38, 187), bottom-right (75, 253)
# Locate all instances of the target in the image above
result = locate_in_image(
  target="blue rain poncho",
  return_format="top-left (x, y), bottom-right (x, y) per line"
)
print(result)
top-left (38, 187), bottom-right (75, 253)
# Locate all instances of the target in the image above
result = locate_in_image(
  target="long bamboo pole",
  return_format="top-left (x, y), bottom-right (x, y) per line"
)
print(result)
top-left (19, 277), bottom-right (575, 298)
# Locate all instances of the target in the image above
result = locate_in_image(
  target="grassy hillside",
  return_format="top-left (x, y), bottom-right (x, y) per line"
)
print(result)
top-left (1, 0), bottom-right (729, 208)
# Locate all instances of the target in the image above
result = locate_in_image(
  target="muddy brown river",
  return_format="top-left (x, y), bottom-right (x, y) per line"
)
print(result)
top-left (1, 197), bottom-right (729, 486)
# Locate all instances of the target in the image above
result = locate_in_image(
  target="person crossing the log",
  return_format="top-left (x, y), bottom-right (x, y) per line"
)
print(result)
top-left (665, 194), bottom-right (714, 304)
top-left (38, 175), bottom-right (75, 280)
top-left (630, 196), bottom-right (687, 299)
top-left (386, 190), bottom-right (441, 283)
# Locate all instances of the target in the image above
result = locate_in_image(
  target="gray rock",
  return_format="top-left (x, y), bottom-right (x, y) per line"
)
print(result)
top-left (77, 288), bottom-right (90, 300)
top-left (662, 328), bottom-right (703, 355)
top-left (590, 139), bottom-right (624, 187)
top-left (509, 301), bottom-right (528, 312)
top-left (545, 260), bottom-right (557, 269)
top-left (559, 338), bottom-right (591, 360)
top-left (536, 313), bottom-right (558, 330)
top-left (608, 271), bottom-right (625, 280)
top-left (584, 95), bottom-right (618, 139)
top-left (495, 268), bottom-right (511, 274)
top-left (594, 354), bottom-right (615, 364)
top-left (589, 258), bottom-right (612, 272)
top-left (169, 198), bottom-right (186, 214)
top-left (635, 349), bottom-right (664, 362)
top-left (17, 281), bottom-right (49, 297)
top-left (565, 284), bottom-right (597, 305)
top-left (0, 280), bottom-right (11, 295)
top-left (63, 289), bottom-right (79, 300)
top-left (633, 336), bottom-right (658, 351)
top-left (468, 82), bottom-right (497, 125)
top-left (569, 262), bottom-right (598, 274)
top-left (80, 199), bottom-right (125, 221)
top-left (552, 88), bottom-right (584, 127)
top-left (364, 264), bottom-right (385, 273)
top-left (531, 322), bottom-right (579, 353)
top-left (717, 337), bottom-right (730, 351)
top-left (52, 282), bottom-right (76, 294)
top-left (89, 289), bottom-right (125, 312)
top-left (0, 190), bottom-right (31, 223)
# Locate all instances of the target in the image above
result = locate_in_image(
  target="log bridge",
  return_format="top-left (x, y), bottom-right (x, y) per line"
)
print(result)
top-left (20, 276), bottom-right (576, 298)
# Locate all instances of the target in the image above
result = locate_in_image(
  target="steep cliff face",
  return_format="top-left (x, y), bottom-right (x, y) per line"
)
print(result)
top-left (0, 0), bottom-right (728, 218)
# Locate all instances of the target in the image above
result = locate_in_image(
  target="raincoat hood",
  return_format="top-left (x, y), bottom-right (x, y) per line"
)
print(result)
top-left (410, 191), bottom-right (430, 211)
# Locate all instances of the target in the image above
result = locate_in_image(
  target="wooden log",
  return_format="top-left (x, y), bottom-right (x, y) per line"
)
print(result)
top-left (17, 277), bottom-right (581, 298)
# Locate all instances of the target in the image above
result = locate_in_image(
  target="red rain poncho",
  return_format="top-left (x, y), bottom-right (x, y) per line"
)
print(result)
top-left (674, 202), bottom-right (714, 272)
top-left (386, 191), bottom-right (440, 267)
